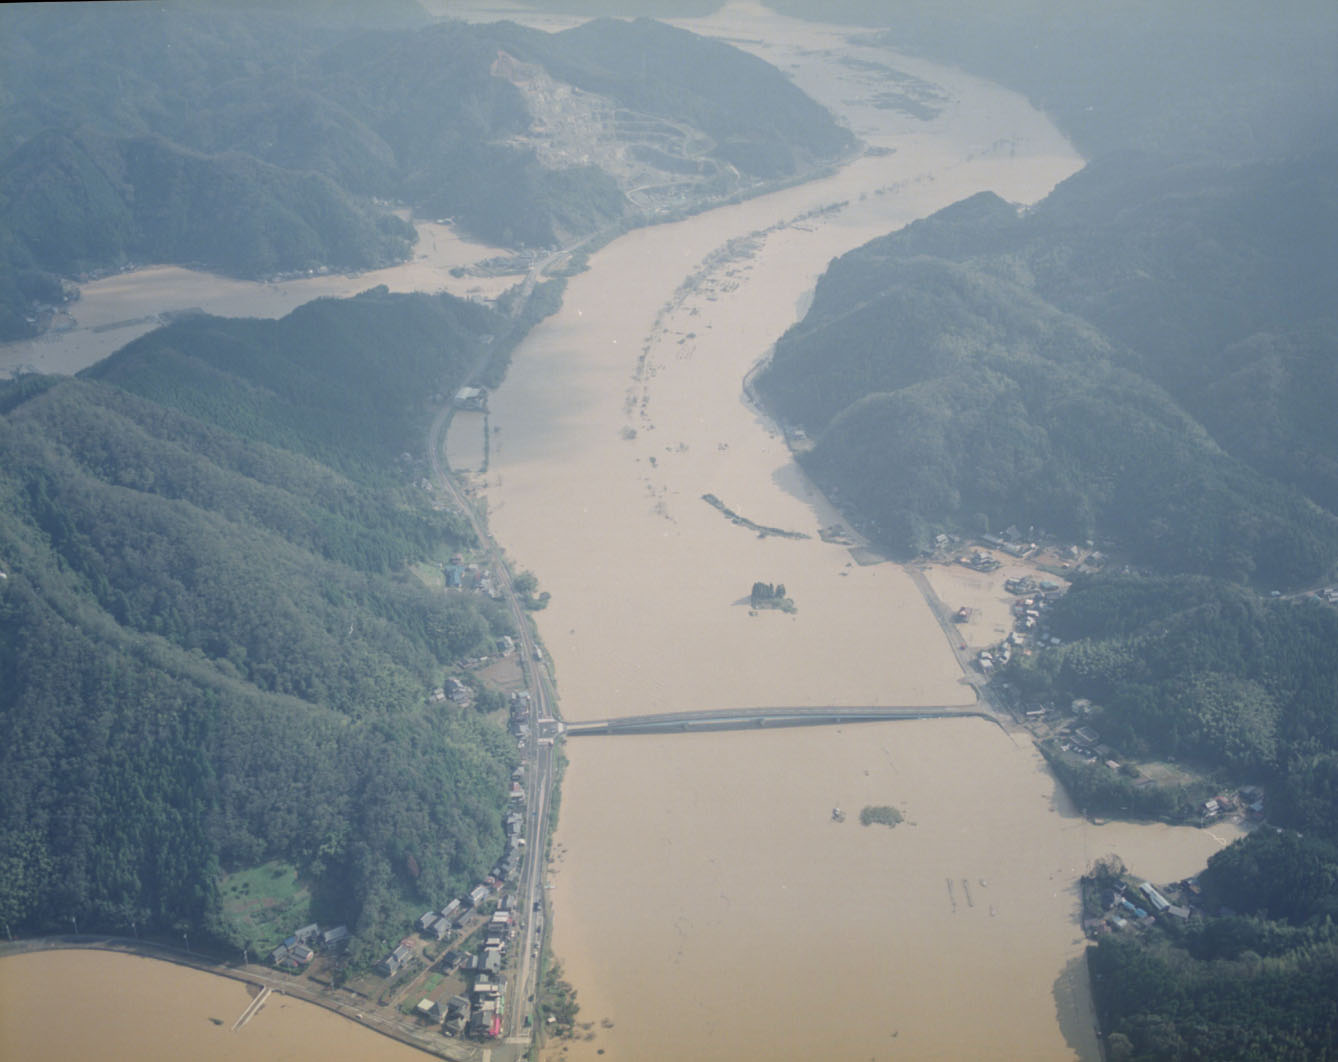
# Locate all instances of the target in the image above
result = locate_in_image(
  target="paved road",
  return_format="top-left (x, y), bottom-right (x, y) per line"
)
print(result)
top-left (426, 298), bottom-right (564, 1059)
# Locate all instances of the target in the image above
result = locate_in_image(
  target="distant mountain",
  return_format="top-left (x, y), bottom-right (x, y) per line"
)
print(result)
top-left (0, 3), bottom-right (853, 338)
top-left (756, 148), bottom-right (1338, 587)
top-left (0, 128), bottom-right (415, 279)
top-left (510, 17), bottom-right (855, 178)
top-left (764, 0), bottom-right (1338, 163)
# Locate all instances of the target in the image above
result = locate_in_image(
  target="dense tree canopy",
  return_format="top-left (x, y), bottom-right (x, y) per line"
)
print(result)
top-left (0, 291), bottom-right (529, 954)
top-left (1011, 575), bottom-right (1338, 841)
top-left (757, 150), bottom-right (1338, 586)
top-left (1088, 829), bottom-right (1338, 1060)
top-left (0, 4), bottom-right (853, 336)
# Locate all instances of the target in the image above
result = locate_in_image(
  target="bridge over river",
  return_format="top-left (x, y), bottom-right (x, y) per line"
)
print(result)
top-left (564, 704), bottom-right (999, 737)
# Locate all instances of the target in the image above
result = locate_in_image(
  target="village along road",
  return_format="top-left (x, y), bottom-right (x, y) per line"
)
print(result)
top-left (427, 363), bottom-right (558, 1060)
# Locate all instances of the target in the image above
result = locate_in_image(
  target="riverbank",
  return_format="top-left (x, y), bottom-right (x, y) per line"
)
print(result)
top-left (0, 220), bottom-right (516, 379)
top-left (0, 6), bottom-right (1247, 1060)
top-left (457, 5), bottom-right (1152, 1058)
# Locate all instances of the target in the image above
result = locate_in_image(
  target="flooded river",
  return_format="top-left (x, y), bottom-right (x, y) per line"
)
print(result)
top-left (0, 4), bottom-right (1246, 1060)
top-left (478, 5), bottom-right (1243, 1061)
top-left (0, 220), bottom-right (514, 379)
top-left (0, 950), bottom-right (428, 1061)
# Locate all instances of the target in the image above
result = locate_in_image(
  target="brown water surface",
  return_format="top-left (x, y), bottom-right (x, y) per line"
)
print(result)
top-left (0, 220), bottom-right (512, 378)
top-left (0, 5), bottom-right (1247, 1061)
top-left (0, 950), bottom-right (430, 1061)
top-left (468, 5), bottom-right (1243, 1061)
top-left (543, 723), bottom-right (1239, 1061)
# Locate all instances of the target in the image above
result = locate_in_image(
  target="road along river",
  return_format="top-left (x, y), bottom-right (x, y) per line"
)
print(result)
top-left (471, 4), bottom-right (1245, 1060)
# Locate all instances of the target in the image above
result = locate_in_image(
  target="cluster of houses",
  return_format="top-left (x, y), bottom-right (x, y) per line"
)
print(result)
top-left (510, 689), bottom-right (532, 747)
top-left (497, 761), bottom-right (528, 882)
top-left (453, 386), bottom-right (488, 411)
top-left (1085, 878), bottom-right (1203, 937)
top-left (976, 576), bottom-right (1065, 676)
top-left (444, 561), bottom-right (499, 599)
top-left (388, 797), bottom-right (530, 1042)
top-left (956, 549), bottom-right (1001, 573)
top-left (1204, 785), bottom-right (1265, 822)
top-left (269, 922), bottom-right (349, 969)
top-left (416, 991), bottom-right (500, 1038)
top-left (456, 902), bottom-right (516, 1038)
top-left (404, 892), bottom-right (519, 1040)
top-left (429, 676), bottom-right (474, 707)
top-left (979, 531), bottom-right (1037, 559)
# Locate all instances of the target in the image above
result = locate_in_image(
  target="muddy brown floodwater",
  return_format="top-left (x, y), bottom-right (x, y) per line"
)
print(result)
top-left (0, 4), bottom-right (1247, 1060)
top-left (0, 950), bottom-right (429, 1061)
top-left (0, 220), bottom-right (514, 379)
top-left (474, 4), bottom-right (1244, 1061)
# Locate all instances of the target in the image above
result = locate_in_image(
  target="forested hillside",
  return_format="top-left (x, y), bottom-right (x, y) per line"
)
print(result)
top-left (1008, 574), bottom-right (1338, 839)
top-left (87, 286), bottom-right (504, 480)
top-left (0, 3), bottom-right (853, 337)
top-left (1088, 829), bottom-right (1338, 1060)
top-left (756, 148), bottom-right (1338, 586)
top-left (1, 128), bottom-right (416, 279)
top-left (746, 1), bottom-right (1338, 583)
top-left (0, 291), bottom-right (525, 958)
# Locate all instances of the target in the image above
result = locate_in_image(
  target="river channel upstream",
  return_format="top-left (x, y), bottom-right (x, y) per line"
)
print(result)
top-left (0, 4), bottom-right (1244, 1060)
top-left (480, 5), bottom-right (1243, 1061)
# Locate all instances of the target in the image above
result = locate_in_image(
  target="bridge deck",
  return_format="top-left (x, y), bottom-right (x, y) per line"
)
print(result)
top-left (565, 705), bottom-right (993, 737)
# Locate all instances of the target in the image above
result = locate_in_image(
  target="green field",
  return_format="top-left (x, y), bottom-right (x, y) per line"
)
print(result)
top-left (219, 861), bottom-right (312, 950)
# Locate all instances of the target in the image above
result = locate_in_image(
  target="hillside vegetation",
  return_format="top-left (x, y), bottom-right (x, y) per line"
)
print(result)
top-left (757, 151), bottom-right (1338, 587)
top-left (746, 6), bottom-right (1338, 1052)
top-left (1088, 829), bottom-right (1338, 1060)
top-left (1009, 574), bottom-right (1338, 841)
top-left (0, 4), bottom-right (852, 337)
top-left (0, 290), bottom-right (528, 959)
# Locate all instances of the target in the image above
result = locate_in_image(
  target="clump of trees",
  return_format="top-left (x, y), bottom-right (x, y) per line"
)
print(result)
top-left (750, 581), bottom-right (795, 612)
top-left (513, 570), bottom-right (550, 610)
top-left (540, 960), bottom-right (580, 1037)
top-left (859, 805), bottom-right (903, 828)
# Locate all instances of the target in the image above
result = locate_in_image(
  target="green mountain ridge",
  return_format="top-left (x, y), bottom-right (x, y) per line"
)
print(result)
top-left (2, 128), bottom-right (416, 279)
top-left (757, 150), bottom-right (1338, 587)
top-left (0, 290), bottom-right (528, 956)
top-left (0, 4), bottom-right (854, 337)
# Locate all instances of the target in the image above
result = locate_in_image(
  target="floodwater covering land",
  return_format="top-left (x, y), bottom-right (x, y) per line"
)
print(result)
top-left (0, 219), bottom-right (514, 379)
top-left (0, 950), bottom-right (429, 1062)
top-left (546, 725), bottom-right (1241, 1061)
top-left (476, 5), bottom-right (1243, 1061)
top-left (0, 4), bottom-right (1247, 1061)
